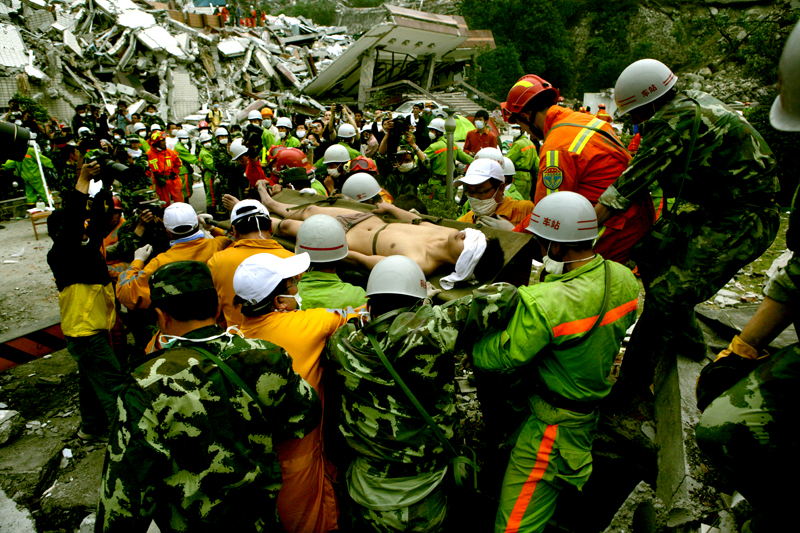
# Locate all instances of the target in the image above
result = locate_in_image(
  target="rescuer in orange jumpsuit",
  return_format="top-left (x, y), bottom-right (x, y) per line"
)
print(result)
top-left (595, 103), bottom-right (613, 123)
top-left (503, 74), bottom-right (654, 264)
top-left (145, 131), bottom-right (183, 206)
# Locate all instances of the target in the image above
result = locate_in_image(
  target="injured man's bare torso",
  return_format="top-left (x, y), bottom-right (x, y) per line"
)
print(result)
top-left (256, 183), bottom-right (498, 285)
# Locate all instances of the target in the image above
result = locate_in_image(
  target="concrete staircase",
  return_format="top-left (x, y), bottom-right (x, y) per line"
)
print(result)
top-left (403, 91), bottom-right (485, 116)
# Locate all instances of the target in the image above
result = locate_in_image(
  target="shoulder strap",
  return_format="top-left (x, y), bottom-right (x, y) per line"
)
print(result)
top-left (191, 346), bottom-right (268, 413)
top-left (558, 260), bottom-right (612, 347)
top-left (365, 332), bottom-right (458, 458)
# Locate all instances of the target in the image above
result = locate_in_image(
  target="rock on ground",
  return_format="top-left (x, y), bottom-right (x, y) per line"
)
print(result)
top-left (0, 487), bottom-right (36, 533)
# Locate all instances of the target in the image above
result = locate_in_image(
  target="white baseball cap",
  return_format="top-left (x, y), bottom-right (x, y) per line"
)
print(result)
top-left (230, 199), bottom-right (270, 225)
top-left (233, 252), bottom-right (310, 304)
top-left (163, 202), bottom-right (198, 234)
top-left (455, 158), bottom-right (504, 186)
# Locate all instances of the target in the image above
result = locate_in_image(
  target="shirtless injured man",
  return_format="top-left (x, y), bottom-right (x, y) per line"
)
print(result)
top-left (255, 180), bottom-right (504, 289)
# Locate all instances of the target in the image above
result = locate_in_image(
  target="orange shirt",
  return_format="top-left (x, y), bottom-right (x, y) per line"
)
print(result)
top-left (117, 234), bottom-right (232, 310)
top-left (463, 129), bottom-right (498, 155)
top-left (208, 239), bottom-right (294, 328)
top-left (458, 196), bottom-right (534, 227)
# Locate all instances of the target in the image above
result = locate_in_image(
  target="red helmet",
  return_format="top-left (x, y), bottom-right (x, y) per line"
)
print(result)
top-left (503, 74), bottom-right (559, 123)
top-left (111, 195), bottom-right (123, 211)
top-left (344, 156), bottom-right (378, 177)
top-left (598, 103), bottom-right (606, 109)
top-left (198, 120), bottom-right (209, 129)
top-left (266, 144), bottom-right (286, 164)
top-left (150, 130), bottom-right (165, 143)
top-left (273, 147), bottom-right (312, 174)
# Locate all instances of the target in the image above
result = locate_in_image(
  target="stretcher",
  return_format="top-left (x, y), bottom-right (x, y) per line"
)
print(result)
top-left (269, 189), bottom-right (535, 301)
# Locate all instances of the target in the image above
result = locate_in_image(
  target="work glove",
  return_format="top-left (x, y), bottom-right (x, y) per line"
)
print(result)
top-left (695, 335), bottom-right (769, 411)
top-left (477, 215), bottom-right (515, 231)
top-left (198, 214), bottom-right (214, 230)
top-left (153, 173), bottom-right (168, 186)
top-left (298, 188), bottom-right (317, 195)
top-left (134, 244), bottom-right (153, 263)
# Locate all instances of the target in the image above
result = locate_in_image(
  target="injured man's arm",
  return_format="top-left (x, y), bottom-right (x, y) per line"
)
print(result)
top-left (258, 182), bottom-right (504, 287)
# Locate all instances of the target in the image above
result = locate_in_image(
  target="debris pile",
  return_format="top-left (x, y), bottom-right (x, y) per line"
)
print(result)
top-left (0, 0), bottom-right (360, 124)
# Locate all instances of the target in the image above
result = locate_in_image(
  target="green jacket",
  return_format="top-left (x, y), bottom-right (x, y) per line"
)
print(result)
top-left (327, 283), bottom-right (518, 478)
top-left (138, 135), bottom-right (151, 153)
top-left (598, 90), bottom-right (779, 214)
top-left (310, 179), bottom-right (327, 196)
top-left (423, 138), bottom-right (473, 176)
top-left (473, 256), bottom-right (638, 403)
top-left (3, 146), bottom-right (55, 182)
top-left (313, 142), bottom-right (361, 170)
top-left (174, 141), bottom-right (198, 176)
top-left (297, 271), bottom-right (366, 310)
top-left (199, 146), bottom-right (215, 182)
top-left (97, 325), bottom-right (320, 531)
top-left (284, 135), bottom-right (301, 148)
top-left (506, 134), bottom-right (538, 176)
top-left (504, 182), bottom-right (524, 201)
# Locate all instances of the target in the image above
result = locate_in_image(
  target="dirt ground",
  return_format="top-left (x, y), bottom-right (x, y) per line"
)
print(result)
top-left (0, 218), bottom-right (60, 337)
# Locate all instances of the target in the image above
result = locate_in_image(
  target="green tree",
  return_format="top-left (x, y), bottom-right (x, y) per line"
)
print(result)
top-left (474, 45), bottom-right (524, 103)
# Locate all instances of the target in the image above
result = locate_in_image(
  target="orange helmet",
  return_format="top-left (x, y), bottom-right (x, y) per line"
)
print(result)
top-left (503, 75), bottom-right (559, 123)
top-left (261, 107), bottom-right (274, 117)
top-left (273, 148), bottom-right (311, 174)
top-left (344, 156), bottom-right (378, 177)
top-left (598, 103), bottom-right (606, 109)
top-left (150, 130), bottom-right (165, 143)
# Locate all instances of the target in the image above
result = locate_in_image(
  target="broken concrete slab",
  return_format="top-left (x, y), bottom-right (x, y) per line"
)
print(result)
top-left (603, 482), bottom-right (665, 533)
top-left (218, 38), bottom-right (247, 58)
top-left (39, 448), bottom-right (105, 530)
top-left (0, 410), bottom-right (24, 446)
top-left (0, 23), bottom-right (29, 68)
top-left (0, 488), bottom-right (36, 533)
top-left (696, 304), bottom-right (798, 351)
top-left (63, 28), bottom-right (84, 58)
top-left (0, 434), bottom-right (64, 500)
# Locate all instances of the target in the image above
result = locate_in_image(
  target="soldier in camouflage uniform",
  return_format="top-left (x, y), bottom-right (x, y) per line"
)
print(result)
top-left (97, 260), bottom-right (320, 532)
top-left (596, 61), bottom-right (780, 393)
top-left (116, 137), bottom-right (152, 216)
top-left (211, 136), bottom-right (241, 218)
top-left (140, 104), bottom-right (165, 132)
top-left (326, 256), bottom-right (519, 532)
top-left (694, 24), bottom-right (800, 533)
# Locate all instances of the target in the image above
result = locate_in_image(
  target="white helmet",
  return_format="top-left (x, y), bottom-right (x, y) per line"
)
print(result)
top-left (771, 20), bottom-right (800, 131)
top-left (526, 191), bottom-right (598, 242)
top-left (614, 59), bottom-right (678, 115)
top-left (474, 147), bottom-right (504, 166)
top-left (342, 173), bottom-right (382, 202)
top-left (502, 157), bottom-right (516, 177)
top-left (215, 127), bottom-right (228, 137)
top-left (428, 118), bottom-right (445, 133)
top-left (366, 256), bottom-right (427, 299)
top-left (176, 129), bottom-right (189, 139)
top-left (133, 122), bottom-right (146, 134)
top-left (323, 144), bottom-right (350, 164)
top-left (454, 158), bottom-right (504, 187)
top-left (295, 214), bottom-right (348, 262)
top-left (276, 117), bottom-right (293, 129)
top-left (230, 139), bottom-right (248, 161)
top-left (247, 110), bottom-right (262, 121)
top-left (337, 123), bottom-right (356, 138)
top-left (150, 123), bottom-right (162, 131)
top-left (198, 131), bottom-right (213, 144)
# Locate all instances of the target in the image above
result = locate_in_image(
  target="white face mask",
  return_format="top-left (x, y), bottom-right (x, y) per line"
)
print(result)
top-left (180, 139), bottom-right (189, 145)
top-left (278, 293), bottom-right (302, 310)
top-left (511, 128), bottom-right (521, 137)
top-left (327, 167), bottom-right (340, 178)
top-left (126, 148), bottom-right (142, 158)
top-left (398, 162), bottom-right (414, 173)
top-left (278, 131), bottom-right (287, 139)
top-left (297, 130), bottom-right (306, 138)
top-left (264, 119), bottom-right (272, 128)
top-left (542, 243), bottom-right (596, 275)
top-left (467, 194), bottom-right (499, 216)
top-left (475, 120), bottom-right (485, 130)
top-left (428, 131), bottom-right (437, 141)
top-left (218, 137), bottom-right (228, 145)
top-left (113, 135), bottom-right (121, 140)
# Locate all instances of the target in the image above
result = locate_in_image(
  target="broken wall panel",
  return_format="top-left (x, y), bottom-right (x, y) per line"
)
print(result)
top-left (0, 23), bottom-right (28, 68)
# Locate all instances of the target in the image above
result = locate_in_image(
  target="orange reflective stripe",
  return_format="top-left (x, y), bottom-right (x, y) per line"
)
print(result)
top-left (504, 424), bottom-right (558, 533)
top-left (520, 145), bottom-right (535, 152)
top-left (552, 297), bottom-right (638, 338)
top-left (434, 147), bottom-right (453, 155)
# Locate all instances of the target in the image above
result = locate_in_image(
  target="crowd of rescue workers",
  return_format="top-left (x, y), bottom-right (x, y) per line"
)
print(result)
top-left (3, 30), bottom-right (799, 533)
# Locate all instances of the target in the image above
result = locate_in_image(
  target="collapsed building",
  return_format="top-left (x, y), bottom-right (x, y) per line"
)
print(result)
top-left (0, 0), bottom-right (497, 125)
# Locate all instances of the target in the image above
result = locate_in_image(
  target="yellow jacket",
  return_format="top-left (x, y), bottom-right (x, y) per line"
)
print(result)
top-left (457, 196), bottom-right (534, 226)
top-left (208, 239), bottom-right (295, 328)
top-left (117, 233), bottom-right (232, 310)
top-left (59, 283), bottom-right (116, 337)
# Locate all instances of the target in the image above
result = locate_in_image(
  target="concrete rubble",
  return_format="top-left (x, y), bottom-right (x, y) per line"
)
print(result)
top-left (0, 0), bottom-right (357, 123)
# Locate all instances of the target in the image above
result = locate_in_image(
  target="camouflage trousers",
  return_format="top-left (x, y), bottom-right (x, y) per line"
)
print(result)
top-left (620, 205), bottom-right (779, 388)
top-left (695, 344), bottom-right (800, 528)
top-left (345, 482), bottom-right (448, 533)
